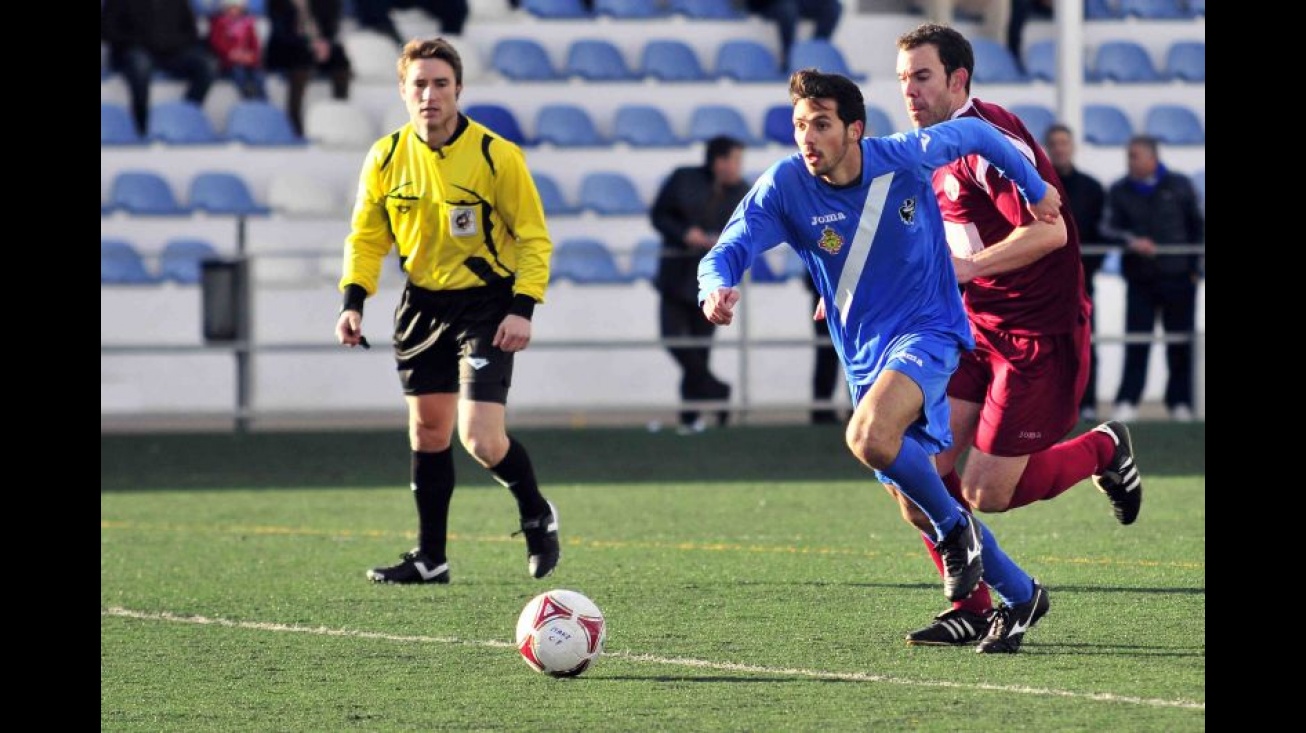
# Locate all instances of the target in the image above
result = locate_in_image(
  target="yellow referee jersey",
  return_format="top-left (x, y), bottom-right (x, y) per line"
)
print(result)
top-left (339, 115), bottom-right (552, 304)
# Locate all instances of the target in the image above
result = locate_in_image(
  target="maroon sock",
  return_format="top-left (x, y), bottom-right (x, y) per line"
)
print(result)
top-left (1007, 430), bottom-right (1116, 509)
top-left (920, 532), bottom-right (992, 613)
top-left (941, 469), bottom-right (970, 510)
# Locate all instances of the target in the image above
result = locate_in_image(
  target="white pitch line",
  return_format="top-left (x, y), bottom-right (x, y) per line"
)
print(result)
top-left (103, 607), bottom-right (1204, 711)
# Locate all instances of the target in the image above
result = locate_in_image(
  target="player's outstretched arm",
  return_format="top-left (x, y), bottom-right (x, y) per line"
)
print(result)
top-left (701, 287), bottom-right (741, 326)
top-left (1027, 183), bottom-right (1062, 224)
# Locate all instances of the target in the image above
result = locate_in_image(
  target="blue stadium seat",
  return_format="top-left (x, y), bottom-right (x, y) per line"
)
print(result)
top-left (1009, 104), bottom-right (1056, 142)
top-left (1024, 39), bottom-right (1058, 83)
top-left (1083, 104), bottom-right (1134, 145)
top-left (578, 172), bottom-right (645, 216)
top-left (465, 103), bottom-right (531, 146)
top-left (522, 0), bottom-right (594, 18)
top-left (788, 39), bottom-right (866, 81)
top-left (101, 238), bottom-right (159, 285)
top-left (594, 0), bottom-right (671, 18)
top-left (970, 37), bottom-right (1028, 83)
top-left (159, 238), bottom-right (219, 285)
top-left (763, 105), bottom-right (794, 146)
top-left (1120, 0), bottom-right (1192, 18)
top-left (552, 238), bottom-right (631, 284)
top-left (532, 172), bottom-right (581, 216)
top-left (629, 238), bottom-right (663, 282)
top-left (102, 102), bottom-right (144, 145)
top-left (148, 100), bottom-right (224, 144)
top-left (1091, 41), bottom-right (1162, 83)
top-left (109, 170), bottom-right (191, 216)
top-left (1084, 0), bottom-right (1125, 19)
top-left (1164, 41), bottom-right (1205, 82)
top-left (715, 39), bottom-right (785, 83)
top-left (613, 104), bottom-right (685, 147)
top-left (188, 171), bottom-right (270, 216)
top-left (864, 104), bottom-right (899, 136)
top-left (748, 249), bottom-right (786, 284)
top-left (225, 100), bottom-right (306, 145)
top-left (565, 39), bottom-right (641, 81)
top-left (491, 38), bottom-right (563, 81)
top-left (535, 104), bottom-right (606, 147)
top-left (688, 104), bottom-right (761, 145)
top-left (640, 40), bottom-right (712, 82)
top-left (1144, 104), bottom-right (1204, 145)
top-left (670, 0), bottom-right (746, 19)
top-left (1188, 0), bottom-right (1204, 15)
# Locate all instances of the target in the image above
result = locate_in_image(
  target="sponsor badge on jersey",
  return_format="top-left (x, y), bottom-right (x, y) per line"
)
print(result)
top-left (450, 207), bottom-right (478, 237)
top-left (818, 225), bottom-right (844, 255)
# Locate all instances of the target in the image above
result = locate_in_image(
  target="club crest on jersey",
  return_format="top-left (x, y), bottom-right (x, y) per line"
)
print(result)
top-left (450, 207), bottom-right (478, 237)
top-left (818, 225), bottom-right (844, 255)
top-left (943, 173), bottom-right (961, 202)
top-left (899, 197), bottom-right (916, 225)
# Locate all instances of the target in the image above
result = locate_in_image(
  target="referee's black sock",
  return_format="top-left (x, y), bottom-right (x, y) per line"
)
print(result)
top-left (490, 436), bottom-right (549, 519)
top-left (412, 448), bottom-right (455, 562)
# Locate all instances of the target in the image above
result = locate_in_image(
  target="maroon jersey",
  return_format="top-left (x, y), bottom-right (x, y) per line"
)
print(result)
top-left (933, 98), bottom-right (1089, 335)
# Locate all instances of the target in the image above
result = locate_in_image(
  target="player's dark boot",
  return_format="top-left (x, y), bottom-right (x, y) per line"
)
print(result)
top-left (976, 580), bottom-right (1050, 654)
top-left (905, 607), bottom-right (991, 646)
top-left (1092, 421), bottom-right (1143, 525)
top-left (366, 549), bottom-right (450, 584)
top-left (515, 500), bottom-right (561, 579)
top-left (934, 514), bottom-right (984, 602)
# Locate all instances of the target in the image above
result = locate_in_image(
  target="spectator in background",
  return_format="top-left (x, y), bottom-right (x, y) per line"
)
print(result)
top-left (805, 277), bottom-right (844, 425)
top-left (265, 0), bottom-right (353, 136)
top-left (1044, 123), bottom-right (1112, 421)
top-left (355, 0), bottom-right (470, 46)
top-left (1103, 135), bottom-right (1205, 423)
top-left (744, 0), bottom-right (844, 72)
top-left (650, 136), bottom-right (750, 434)
top-left (208, 0), bottom-right (268, 100)
top-left (101, 0), bottom-right (219, 136)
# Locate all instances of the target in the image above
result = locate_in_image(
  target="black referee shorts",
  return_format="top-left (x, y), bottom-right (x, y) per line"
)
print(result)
top-left (392, 281), bottom-right (515, 403)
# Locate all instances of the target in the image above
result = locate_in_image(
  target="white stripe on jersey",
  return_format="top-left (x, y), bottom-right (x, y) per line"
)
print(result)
top-left (836, 172), bottom-right (894, 317)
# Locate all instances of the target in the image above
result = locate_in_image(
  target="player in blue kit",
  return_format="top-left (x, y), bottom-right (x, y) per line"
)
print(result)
top-left (698, 69), bottom-right (1059, 653)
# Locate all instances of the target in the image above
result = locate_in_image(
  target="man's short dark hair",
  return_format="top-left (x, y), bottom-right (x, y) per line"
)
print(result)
top-left (1044, 122), bottom-right (1072, 143)
top-left (896, 23), bottom-right (975, 94)
top-left (788, 69), bottom-right (866, 131)
top-left (705, 135), bottom-right (744, 167)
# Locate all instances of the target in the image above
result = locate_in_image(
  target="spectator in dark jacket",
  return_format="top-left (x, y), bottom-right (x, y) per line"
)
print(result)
top-left (265, 0), bottom-right (353, 136)
top-left (1102, 135), bottom-right (1205, 422)
top-left (744, 0), bottom-right (844, 71)
top-left (650, 136), bottom-right (749, 434)
top-left (101, 0), bottom-right (219, 135)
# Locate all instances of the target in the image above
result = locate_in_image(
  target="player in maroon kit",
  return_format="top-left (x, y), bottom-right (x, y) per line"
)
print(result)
top-left (891, 23), bottom-right (1144, 647)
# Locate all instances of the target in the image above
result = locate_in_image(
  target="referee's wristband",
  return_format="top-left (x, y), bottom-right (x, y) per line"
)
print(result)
top-left (340, 283), bottom-right (367, 315)
top-left (508, 294), bottom-right (537, 321)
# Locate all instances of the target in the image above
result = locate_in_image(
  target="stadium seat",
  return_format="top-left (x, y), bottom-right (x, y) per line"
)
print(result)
top-left (108, 170), bottom-right (190, 216)
top-left (551, 238), bottom-right (630, 284)
top-left (101, 238), bottom-right (158, 285)
top-left (147, 100), bottom-right (223, 144)
top-left (640, 40), bottom-right (712, 82)
top-left (1083, 104), bottom-right (1134, 145)
top-left (304, 100), bottom-right (377, 148)
top-left (188, 171), bottom-right (269, 216)
top-left (864, 104), bottom-right (900, 136)
top-left (629, 238), bottom-right (663, 282)
top-left (268, 172), bottom-right (338, 216)
top-left (465, 103), bottom-right (531, 146)
top-left (763, 104), bottom-right (794, 146)
top-left (536, 104), bottom-right (606, 147)
top-left (688, 104), bottom-right (762, 145)
top-left (1083, 0), bottom-right (1125, 19)
top-left (522, 0), bottom-right (594, 18)
top-left (102, 102), bottom-right (144, 145)
top-left (788, 39), bottom-right (866, 81)
top-left (1009, 104), bottom-right (1056, 142)
top-left (1024, 39), bottom-right (1058, 83)
top-left (1164, 41), bottom-right (1205, 82)
top-left (670, 0), bottom-right (746, 18)
top-left (565, 39), bottom-right (640, 81)
top-left (491, 38), bottom-right (563, 81)
top-left (747, 248), bottom-right (786, 283)
top-left (1091, 41), bottom-right (1163, 83)
top-left (613, 104), bottom-right (685, 147)
top-left (594, 0), bottom-right (671, 18)
top-left (578, 172), bottom-right (645, 216)
top-left (532, 172), bottom-right (581, 216)
top-left (341, 31), bottom-right (401, 82)
top-left (225, 100), bottom-right (306, 146)
top-left (1120, 0), bottom-right (1192, 18)
top-left (970, 37), bottom-right (1028, 84)
top-left (1189, 0), bottom-right (1204, 15)
top-left (715, 39), bottom-right (785, 83)
top-left (159, 238), bottom-right (219, 285)
top-left (1144, 104), bottom-right (1204, 145)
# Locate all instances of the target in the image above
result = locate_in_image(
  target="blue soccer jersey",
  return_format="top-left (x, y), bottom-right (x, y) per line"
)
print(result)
top-left (698, 117), bottom-right (1048, 391)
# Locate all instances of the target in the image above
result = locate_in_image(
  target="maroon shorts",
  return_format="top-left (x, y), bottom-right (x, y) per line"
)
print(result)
top-left (947, 313), bottom-right (1091, 457)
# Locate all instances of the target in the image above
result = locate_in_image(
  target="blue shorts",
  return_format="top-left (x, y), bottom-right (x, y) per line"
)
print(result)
top-left (848, 331), bottom-right (962, 483)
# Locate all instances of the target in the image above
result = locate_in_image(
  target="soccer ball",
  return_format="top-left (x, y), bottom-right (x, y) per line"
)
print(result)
top-left (515, 589), bottom-right (606, 677)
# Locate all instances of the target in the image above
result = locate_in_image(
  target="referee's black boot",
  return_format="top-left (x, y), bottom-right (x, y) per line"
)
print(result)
top-left (516, 500), bottom-right (561, 579)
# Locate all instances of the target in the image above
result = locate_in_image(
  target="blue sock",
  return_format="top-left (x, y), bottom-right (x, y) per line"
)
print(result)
top-left (975, 519), bottom-right (1034, 606)
top-left (881, 436), bottom-right (962, 541)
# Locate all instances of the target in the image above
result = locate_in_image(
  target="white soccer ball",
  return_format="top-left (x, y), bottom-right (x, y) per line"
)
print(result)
top-left (515, 589), bottom-right (606, 677)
